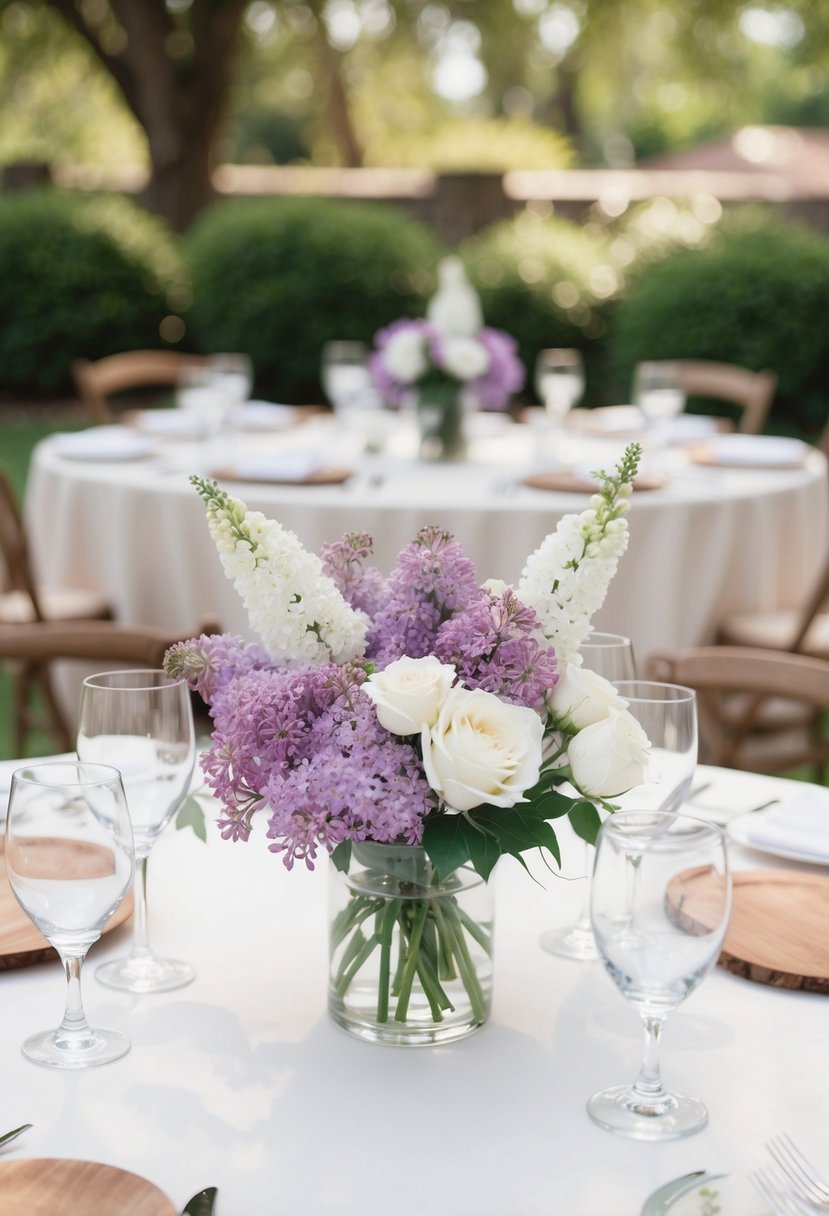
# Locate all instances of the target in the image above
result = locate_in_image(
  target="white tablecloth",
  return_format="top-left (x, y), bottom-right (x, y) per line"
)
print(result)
top-left (2, 765), bottom-right (827, 1215)
top-left (25, 415), bottom-right (828, 667)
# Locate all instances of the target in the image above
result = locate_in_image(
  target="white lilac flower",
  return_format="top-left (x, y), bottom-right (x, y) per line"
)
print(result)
top-left (517, 446), bottom-right (640, 665)
top-left (440, 335), bottom-right (491, 382)
top-left (191, 477), bottom-right (367, 665)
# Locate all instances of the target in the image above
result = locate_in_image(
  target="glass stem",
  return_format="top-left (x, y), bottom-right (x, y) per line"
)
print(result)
top-left (57, 952), bottom-right (91, 1038)
top-left (130, 855), bottom-right (153, 960)
top-left (573, 840), bottom-right (593, 932)
top-left (632, 1015), bottom-right (669, 1104)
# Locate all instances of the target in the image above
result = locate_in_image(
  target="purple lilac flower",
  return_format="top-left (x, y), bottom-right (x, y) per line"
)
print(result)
top-left (368, 317), bottom-right (429, 408)
top-left (367, 526), bottom-right (480, 667)
top-left (164, 633), bottom-right (274, 705)
top-left (472, 329), bottom-right (525, 411)
top-left (434, 588), bottom-right (559, 710)
top-left (320, 532), bottom-right (387, 620)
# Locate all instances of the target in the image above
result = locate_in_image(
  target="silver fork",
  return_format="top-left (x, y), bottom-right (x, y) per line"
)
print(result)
top-left (768, 1135), bottom-right (829, 1210)
top-left (753, 1166), bottom-right (820, 1215)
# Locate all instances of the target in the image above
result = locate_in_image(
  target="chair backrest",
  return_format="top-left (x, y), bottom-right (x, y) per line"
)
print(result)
top-left (635, 360), bottom-right (777, 434)
top-left (645, 645), bottom-right (829, 771)
top-left (71, 351), bottom-right (213, 424)
top-left (0, 620), bottom-right (207, 667)
top-left (0, 467), bottom-right (44, 618)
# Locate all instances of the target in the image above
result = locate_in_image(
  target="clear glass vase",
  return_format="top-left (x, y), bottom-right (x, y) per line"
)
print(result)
top-left (416, 383), bottom-right (468, 461)
top-left (328, 842), bottom-right (494, 1046)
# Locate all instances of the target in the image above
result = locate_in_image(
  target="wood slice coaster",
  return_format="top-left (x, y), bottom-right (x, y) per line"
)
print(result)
top-left (666, 867), bottom-right (829, 994)
top-left (0, 1159), bottom-right (175, 1216)
top-left (211, 465), bottom-right (352, 486)
top-left (522, 471), bottom-right (666, 494)
top-left (0, 841), bottom-right (132, 972)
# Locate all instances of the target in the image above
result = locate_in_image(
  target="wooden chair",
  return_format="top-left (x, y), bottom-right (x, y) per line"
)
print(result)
top-left (717, 558), bottom-right (829, 660)
top-left (0, 467), bottom-right (115, 753)
top-left (645, 646), bottom-right (829, 776)
top-left (71, 350), bottom-right (212, 425)
top-left (0, 619), bottom-right (219, 755)
top-left (633, 360), bottom-right (777, 434)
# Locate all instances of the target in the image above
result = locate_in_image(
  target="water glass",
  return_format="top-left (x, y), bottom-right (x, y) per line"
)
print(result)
top-left (588, 810), bottom-right (731, 1139)
top-left (5, 761), bottom-right (134, 1068)
top-left (540, 633), bottom-right (636, 963)
top-left (77, 670), bottom-right (196, 993)
top-left (611, 681), bottom-right (698, 815)
top-left (535, 349), bottom-right (584, 423)
top-left (633, 363), bottom-right (686, 425)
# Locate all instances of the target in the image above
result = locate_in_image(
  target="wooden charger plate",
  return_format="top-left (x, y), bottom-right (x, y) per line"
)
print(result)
top-left (667, 867), bottom-right (829, 993)
top-left (0, 1159), bottom-right (175, 1216)
top-left (0, 842), bottom-right (132, 972)
top-left (522, 470), bottom-right (665, 494)
top-left (212, 464), bottom-right (352, 486)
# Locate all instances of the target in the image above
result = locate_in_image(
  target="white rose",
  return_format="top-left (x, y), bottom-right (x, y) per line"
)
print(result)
top-left (364, 656), bottom-right (456, 736)
top-left (440, 336), bottom-right (491, 382)
top-left (548, 664), bottom-right (628, 732)
top-left (421, 685), bottom-right (543, 812)
top-left (383, 329), bottom-right (428, 384)
top-left (567, 708), bottom-right (650, 798)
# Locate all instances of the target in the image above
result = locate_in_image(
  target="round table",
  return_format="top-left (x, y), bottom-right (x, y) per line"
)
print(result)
top-left (25, 411), bottom-right (828, 666)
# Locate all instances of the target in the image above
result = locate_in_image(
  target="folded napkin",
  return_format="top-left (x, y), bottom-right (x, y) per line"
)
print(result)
top-left (702, 435), bottom-right (807, 467)
top-left (218, 451), bottom-right (324, 483)
top-left (131, 410), bottom-right (206, 438)
top-left (231, 401), bottom-right (298, 431)
top-left (746, 788), bottom-right (829, 862)
top-left (51, 426), bottom-right (155, 461)
top-left (662, 414), bottom-right (719, 442)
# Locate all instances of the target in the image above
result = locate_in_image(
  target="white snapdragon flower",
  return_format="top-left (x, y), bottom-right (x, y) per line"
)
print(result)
top-left (518, 455), bottom-right (638, 664)
top-left (383, 328), bottom-right (429, 383)
top-left (441, 336), bottom-right (491, 382)
top-left (196, 481), bottom-right (367, 665)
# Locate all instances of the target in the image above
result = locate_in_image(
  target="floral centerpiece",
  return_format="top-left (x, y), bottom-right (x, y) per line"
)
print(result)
top-left (166, 443), bottom-right (647, 1045)
top-left (368, 257), bottom-right (524, 460)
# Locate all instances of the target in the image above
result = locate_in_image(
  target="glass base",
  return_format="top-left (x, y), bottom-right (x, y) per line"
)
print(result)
top-left (587, 1083), bottom-right (708, 1140)
top-left (539, 923), bottom-right (598, 961)
top-left (22, 1025), bottom-right (130, 1069)
top-left (329, 995), bottom-right (486, 1047)
top-left (96, 954), bottom-right (195, 994)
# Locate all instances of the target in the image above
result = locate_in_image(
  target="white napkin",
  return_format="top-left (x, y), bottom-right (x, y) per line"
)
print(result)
top-left (231, 401), bottom-right (298, 431)
top-left (704, 434), bottom-right (807, 466)
top-left (221, 452), bottom-right (323, 482)
top-left (51, 426), bottom-right (155, 461)
top-left (662, 414), bottom-right (719, 442)
top-left (746, 788), bottom-right (829, 862)
top-left (130, 410), bottom-right (205, 438)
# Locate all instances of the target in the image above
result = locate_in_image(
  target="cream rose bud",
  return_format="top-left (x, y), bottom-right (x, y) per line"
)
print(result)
top-left (548, 664), bottom-right (628, 732)
top-left (567, 708), bottom-right (650, 798)
top-left (421, 685), bottom-right (544, 812)
top-left (364, 656), bottom-right (456, 736)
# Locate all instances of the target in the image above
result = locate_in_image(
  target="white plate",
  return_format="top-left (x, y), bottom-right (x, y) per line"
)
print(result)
top-left (642, 1172), bottom-right (767, 1215)
top-left (129, 410), bottom-right (206, 438)
top-left (231, 401), bottom-right (299, 430)
top-left (696, 435), bottom-right (808, 467)
top-left (727, 807), bottom-right (829, 866)
top-left (51, 426), bottom-right (156, 461)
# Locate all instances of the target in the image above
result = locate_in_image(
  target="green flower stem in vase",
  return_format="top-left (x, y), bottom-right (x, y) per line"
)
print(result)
top-left (416, 381), bottom-right (468, 461)
top-left (328, 842), bottom-right (494, 1045)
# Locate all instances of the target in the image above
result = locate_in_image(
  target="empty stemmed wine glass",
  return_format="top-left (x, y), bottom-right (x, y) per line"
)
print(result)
top-left (588, 810), bottom-right (732, 1139)
top-left (77, 670), bottom-right (196, 993)
top-left (540, 633), bottom-right (636, 962)
top-left (5, 761), bottom-right (134, 1067)
top-left (535, 348), bottom-right (585, 424)
top-left (610, 681), bottom-right (697, 815)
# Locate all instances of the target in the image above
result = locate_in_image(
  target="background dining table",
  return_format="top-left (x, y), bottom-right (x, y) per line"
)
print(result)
top-left (1, 763), bottom-right (827, 1216)
top-left (24, 410), bottom-right (829, 674)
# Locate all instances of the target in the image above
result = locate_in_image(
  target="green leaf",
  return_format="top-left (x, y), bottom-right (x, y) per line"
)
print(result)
top-left (331, 841), bottom-right (352, 874)
top-left (422, 814), bottom-right (489, 883)
top-left (569, 800), bottom-right (603, 845)
top-left (175, 794), bottom-right (207, 844)
top-left (181, 1187), bottom-right (217, 1216)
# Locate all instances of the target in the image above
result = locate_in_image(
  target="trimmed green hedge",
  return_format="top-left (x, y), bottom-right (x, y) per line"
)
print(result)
top-left (185, 197), bottom-right (445, 403)
top-left (0, 190), bottom-right (185, 398)
top-left (610, 210), bottom-right (829, 434)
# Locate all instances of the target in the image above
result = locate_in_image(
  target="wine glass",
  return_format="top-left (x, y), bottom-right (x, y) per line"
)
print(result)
top-left (5, 761), bottom-right (134, 1068)
top-left (611, 681), bottom-right (698, 815)
top-left (321, 341), bottom-right (373, 416)
top-left (588, 809), bottom-right (732, 1139)
top-left (77, 670), bottom-right (196, 993)
top-left (177, 366), bottom-right (230, 440)
top-left (535, 348), bottom-right (584, 424)
top-left (633, 363), bottom-right (686, 427)
top-left (209, 352), bottom-right (253, 417)
top-left (540, 633), bottom-right (636, 962)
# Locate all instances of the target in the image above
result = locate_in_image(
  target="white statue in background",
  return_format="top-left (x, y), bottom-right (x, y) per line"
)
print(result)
top-left (426, 256), bottom-right (483, 338)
